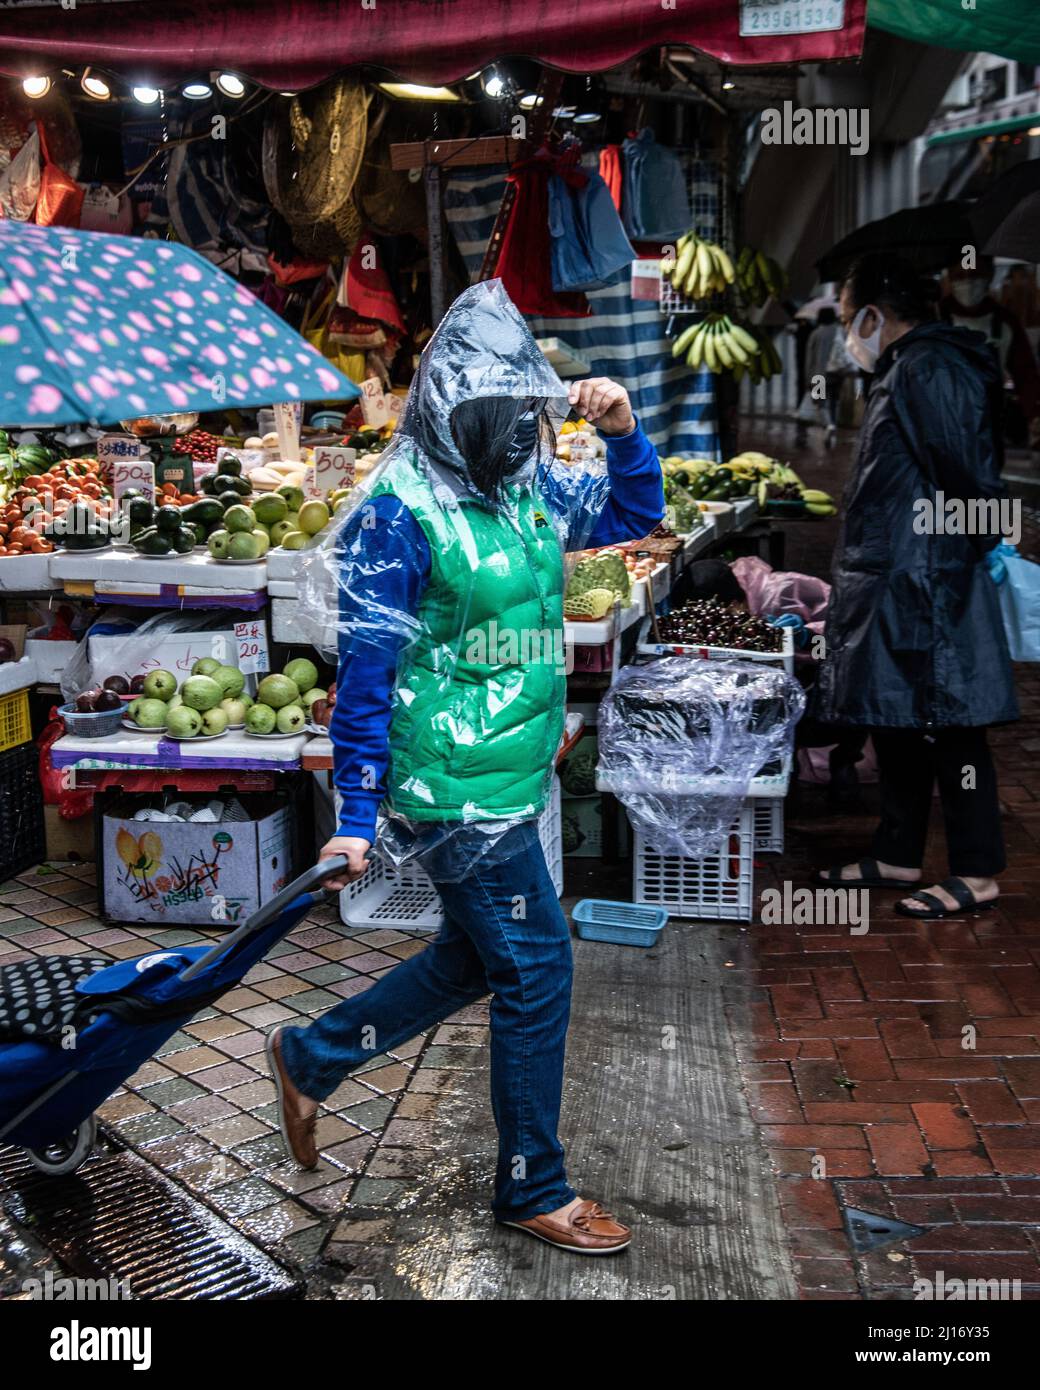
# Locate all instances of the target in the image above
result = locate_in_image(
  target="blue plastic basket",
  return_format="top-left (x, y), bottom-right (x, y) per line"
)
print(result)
top-left (59, 701), bottom-right (125, 738)
top-left (572, 899), bottom-right (668, 948)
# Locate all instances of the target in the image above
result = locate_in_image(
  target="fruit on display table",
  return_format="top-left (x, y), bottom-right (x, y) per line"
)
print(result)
top-left (564, 548), bottom-right (632, 616)
top-left (243, 661), bottom-right (328, 735)
top-left (169, 429), bottom-right (225, 464)
top-left (657, 596), bottom-right (784, 653)
top-left (117, 658), bottom-right (251, 737)
top-left (0, 457), bottom-right (114, 557)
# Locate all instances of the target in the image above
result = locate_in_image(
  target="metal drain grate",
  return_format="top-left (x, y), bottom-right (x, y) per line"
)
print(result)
top-left (842, 1205), bottom-right (928, 1255)
top-left (0, 1143), bottom-right (302, 1300)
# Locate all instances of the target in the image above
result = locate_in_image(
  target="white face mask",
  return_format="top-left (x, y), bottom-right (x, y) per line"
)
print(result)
top-left (846, 305), bottom-right (884, 372)
top-left (951, 278), bottom-right (989, 308)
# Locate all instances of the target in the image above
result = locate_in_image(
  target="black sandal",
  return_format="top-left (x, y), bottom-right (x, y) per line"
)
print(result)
top-left (812, 857), bottom-right (921, 890)
top-left (894, 876), bottom-right (997, 920)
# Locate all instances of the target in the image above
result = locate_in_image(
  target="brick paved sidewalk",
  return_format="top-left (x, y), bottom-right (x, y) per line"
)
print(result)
top-left (735, 421), bottom-right (1040, 1298)
top-left (1, 420), bottom-right (1037, 1301)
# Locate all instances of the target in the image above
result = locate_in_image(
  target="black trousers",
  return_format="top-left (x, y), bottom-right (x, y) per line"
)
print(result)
top-left (870, 727), bottom-right (1005, 878)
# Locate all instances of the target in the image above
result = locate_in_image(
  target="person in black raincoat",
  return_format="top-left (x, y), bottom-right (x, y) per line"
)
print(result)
top-left (814, 254), bottom-right (1018, 919)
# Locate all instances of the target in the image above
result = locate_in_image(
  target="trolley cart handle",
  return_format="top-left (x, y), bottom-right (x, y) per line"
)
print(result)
top-left (179, 855), bottom-right (350, 982)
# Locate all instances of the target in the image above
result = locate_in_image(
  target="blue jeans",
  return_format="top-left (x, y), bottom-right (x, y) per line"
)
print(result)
top-left (279, 823), bottom-right (577, 1220)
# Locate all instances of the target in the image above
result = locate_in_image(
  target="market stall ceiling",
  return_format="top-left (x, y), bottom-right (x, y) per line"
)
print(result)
top-left (0, 0), bottom-right (867, 91)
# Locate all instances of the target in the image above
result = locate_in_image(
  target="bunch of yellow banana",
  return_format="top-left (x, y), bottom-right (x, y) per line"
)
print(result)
top-left (801, 489), bottom-right (837, 516)
top-left (661, 233), bottom-right (735, 301)
top-left (735, 246), bottom-right (788, 307)
top-left (672, 312), bottom-right (762, 375)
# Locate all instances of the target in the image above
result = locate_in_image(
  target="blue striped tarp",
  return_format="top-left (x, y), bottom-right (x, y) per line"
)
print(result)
top-left (443, 167), bottom-right (720, 460)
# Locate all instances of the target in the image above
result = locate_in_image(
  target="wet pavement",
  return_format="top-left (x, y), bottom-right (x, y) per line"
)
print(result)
top-left (1, 421), bottom-right (1038, 1299)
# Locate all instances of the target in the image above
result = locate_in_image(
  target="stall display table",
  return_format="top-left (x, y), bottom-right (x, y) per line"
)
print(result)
top-left (49, 549), bottom-right (268, 610)
top-left (0, 555), bottom-right (60, 592)
top-left (51, 727), bottom-right (308, 773)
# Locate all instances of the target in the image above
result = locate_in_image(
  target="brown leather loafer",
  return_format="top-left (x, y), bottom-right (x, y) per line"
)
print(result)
top-left (266, 1027), bottom-right (319, 1170)
top-left (501, 1199), bottom-right (631, 1254)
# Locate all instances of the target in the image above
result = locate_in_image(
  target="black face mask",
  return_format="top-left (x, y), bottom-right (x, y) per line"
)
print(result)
top-left (503, 410), bottom-right (540, 474)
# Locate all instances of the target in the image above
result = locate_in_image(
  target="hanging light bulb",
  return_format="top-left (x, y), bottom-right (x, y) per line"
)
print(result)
top-left (215, 73), bottom-right (246, 98)
top-left (132, 85), bottom-right (161, 105)
top-left (22, 75), bottom-right (51, 99)
top-left (482, 67), bottom-right (507, 99)
top-left (182, 81), bottom-right (212, 100)
top-left (81, 67), bottom-right (111, 100)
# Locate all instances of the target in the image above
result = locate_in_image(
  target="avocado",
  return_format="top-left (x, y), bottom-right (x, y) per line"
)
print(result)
top-left (134, 529), bottom-right (174, 555)
top-left (126, 497), bottom-right (155, 528)
top-left (155, 505), bottom-right (182, 533)
top-left (218, 491), bottom-right (243, 512)
top-left (188, 522), bottom-right (208, 546)
top-left (172, 526), bottom-right (197, 555)
top-left (218, 455), bottom-right (242, 477)
top-left (179, 498), bottom-right (223, 528)
top-left (212, 473), bottom-right (250, 497)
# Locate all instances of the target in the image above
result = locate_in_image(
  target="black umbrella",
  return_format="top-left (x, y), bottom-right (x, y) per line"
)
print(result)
top-left (817, 201), bottom-right (974, 281)
top-left (968, 158), bottom-right (1040, 261)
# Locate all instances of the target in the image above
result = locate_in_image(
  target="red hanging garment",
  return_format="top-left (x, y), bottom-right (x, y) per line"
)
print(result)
top-left (34, 124), bottom-right (84, 228)
top-left (598, 145), bottom-right (623, 212)
top-left (496, 151), bottom-right (590, 318)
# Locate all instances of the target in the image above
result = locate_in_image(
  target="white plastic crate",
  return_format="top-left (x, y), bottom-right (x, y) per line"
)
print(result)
top-left (633, 803), bottom-right (755, 921)
top-left (341, 777), bottom-right (563, 932)
top-left (753, 798), bottom-right (784, 854)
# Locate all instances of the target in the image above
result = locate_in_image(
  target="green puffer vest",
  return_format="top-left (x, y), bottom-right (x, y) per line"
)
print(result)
top-left (368, 449), bottom-right (566, 822)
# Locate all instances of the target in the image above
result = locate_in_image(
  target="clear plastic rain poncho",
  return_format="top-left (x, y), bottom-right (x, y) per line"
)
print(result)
top-left (297, 279), bottom-right (618, 880)
top-left (597, 657), bottom-right (806, 858)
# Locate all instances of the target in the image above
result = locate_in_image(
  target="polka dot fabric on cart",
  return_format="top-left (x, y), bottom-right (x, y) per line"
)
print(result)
top-left (0, 952), bottom-right (111, 1042)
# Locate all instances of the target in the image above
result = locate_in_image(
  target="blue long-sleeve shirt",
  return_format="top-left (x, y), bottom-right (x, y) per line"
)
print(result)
top-left (330, 422), bottom-right (664, 841)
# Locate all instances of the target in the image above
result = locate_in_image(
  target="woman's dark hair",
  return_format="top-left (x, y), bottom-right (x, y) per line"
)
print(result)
top-left (841, 253), bottom-right (937, 324)
top-left (687, 559), bottom-right (746, 606)
top-left (449, 395), bottom-right (552, 502)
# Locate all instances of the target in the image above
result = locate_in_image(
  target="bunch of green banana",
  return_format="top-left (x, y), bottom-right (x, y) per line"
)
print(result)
top-left (737, 326), bottom-right (784, 385)
top-left (735, 246), bottom-right (788, 307)
top-left (672, 313), bottom-right (762, 375)
top-left (662, 233), bottom-right (735, 301)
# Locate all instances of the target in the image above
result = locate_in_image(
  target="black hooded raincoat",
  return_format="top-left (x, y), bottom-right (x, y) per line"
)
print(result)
top-left (815, 322), bottom-right (1018, 730)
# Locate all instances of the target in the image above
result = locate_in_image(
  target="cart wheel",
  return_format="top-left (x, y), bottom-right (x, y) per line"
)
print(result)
top-left (25, 1114), bottom-right (97, 1176)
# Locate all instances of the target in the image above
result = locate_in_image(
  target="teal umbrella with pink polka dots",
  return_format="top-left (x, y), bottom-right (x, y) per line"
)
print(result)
top-left (0, 221), bottom-right (361, 426)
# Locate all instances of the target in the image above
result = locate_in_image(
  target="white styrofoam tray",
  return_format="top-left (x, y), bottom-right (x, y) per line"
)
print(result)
top-left (49, 548), bottom-right (267, 591)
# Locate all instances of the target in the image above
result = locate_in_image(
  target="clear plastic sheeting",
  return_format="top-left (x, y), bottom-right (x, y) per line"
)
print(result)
top-left (597, 657), bottom-right (806, 858)
top-left (60, 610), bottom-right (244, 705)
top-left (298, 278), bottom-right (622, 875)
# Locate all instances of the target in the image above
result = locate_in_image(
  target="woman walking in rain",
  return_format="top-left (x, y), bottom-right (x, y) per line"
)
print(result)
top-left (266, 281), bottom-right (664, 1254)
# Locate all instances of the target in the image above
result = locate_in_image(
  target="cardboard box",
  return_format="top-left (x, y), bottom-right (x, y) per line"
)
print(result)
top-left (45, 805), bottom-right (95, 862)
top-left (100, 794), bottom-right (293, 926)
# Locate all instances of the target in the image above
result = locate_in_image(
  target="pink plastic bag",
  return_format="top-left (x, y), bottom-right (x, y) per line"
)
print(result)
top-left (731, 555), bottom-right (830, 630)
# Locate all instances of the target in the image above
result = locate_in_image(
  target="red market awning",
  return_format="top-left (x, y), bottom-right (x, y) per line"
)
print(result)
top-left (0, 0), bottom-right (867, 91)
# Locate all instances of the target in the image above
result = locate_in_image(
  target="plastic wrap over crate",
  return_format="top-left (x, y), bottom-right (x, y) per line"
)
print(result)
top-left (597, 657), bottom-right (804, 858)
